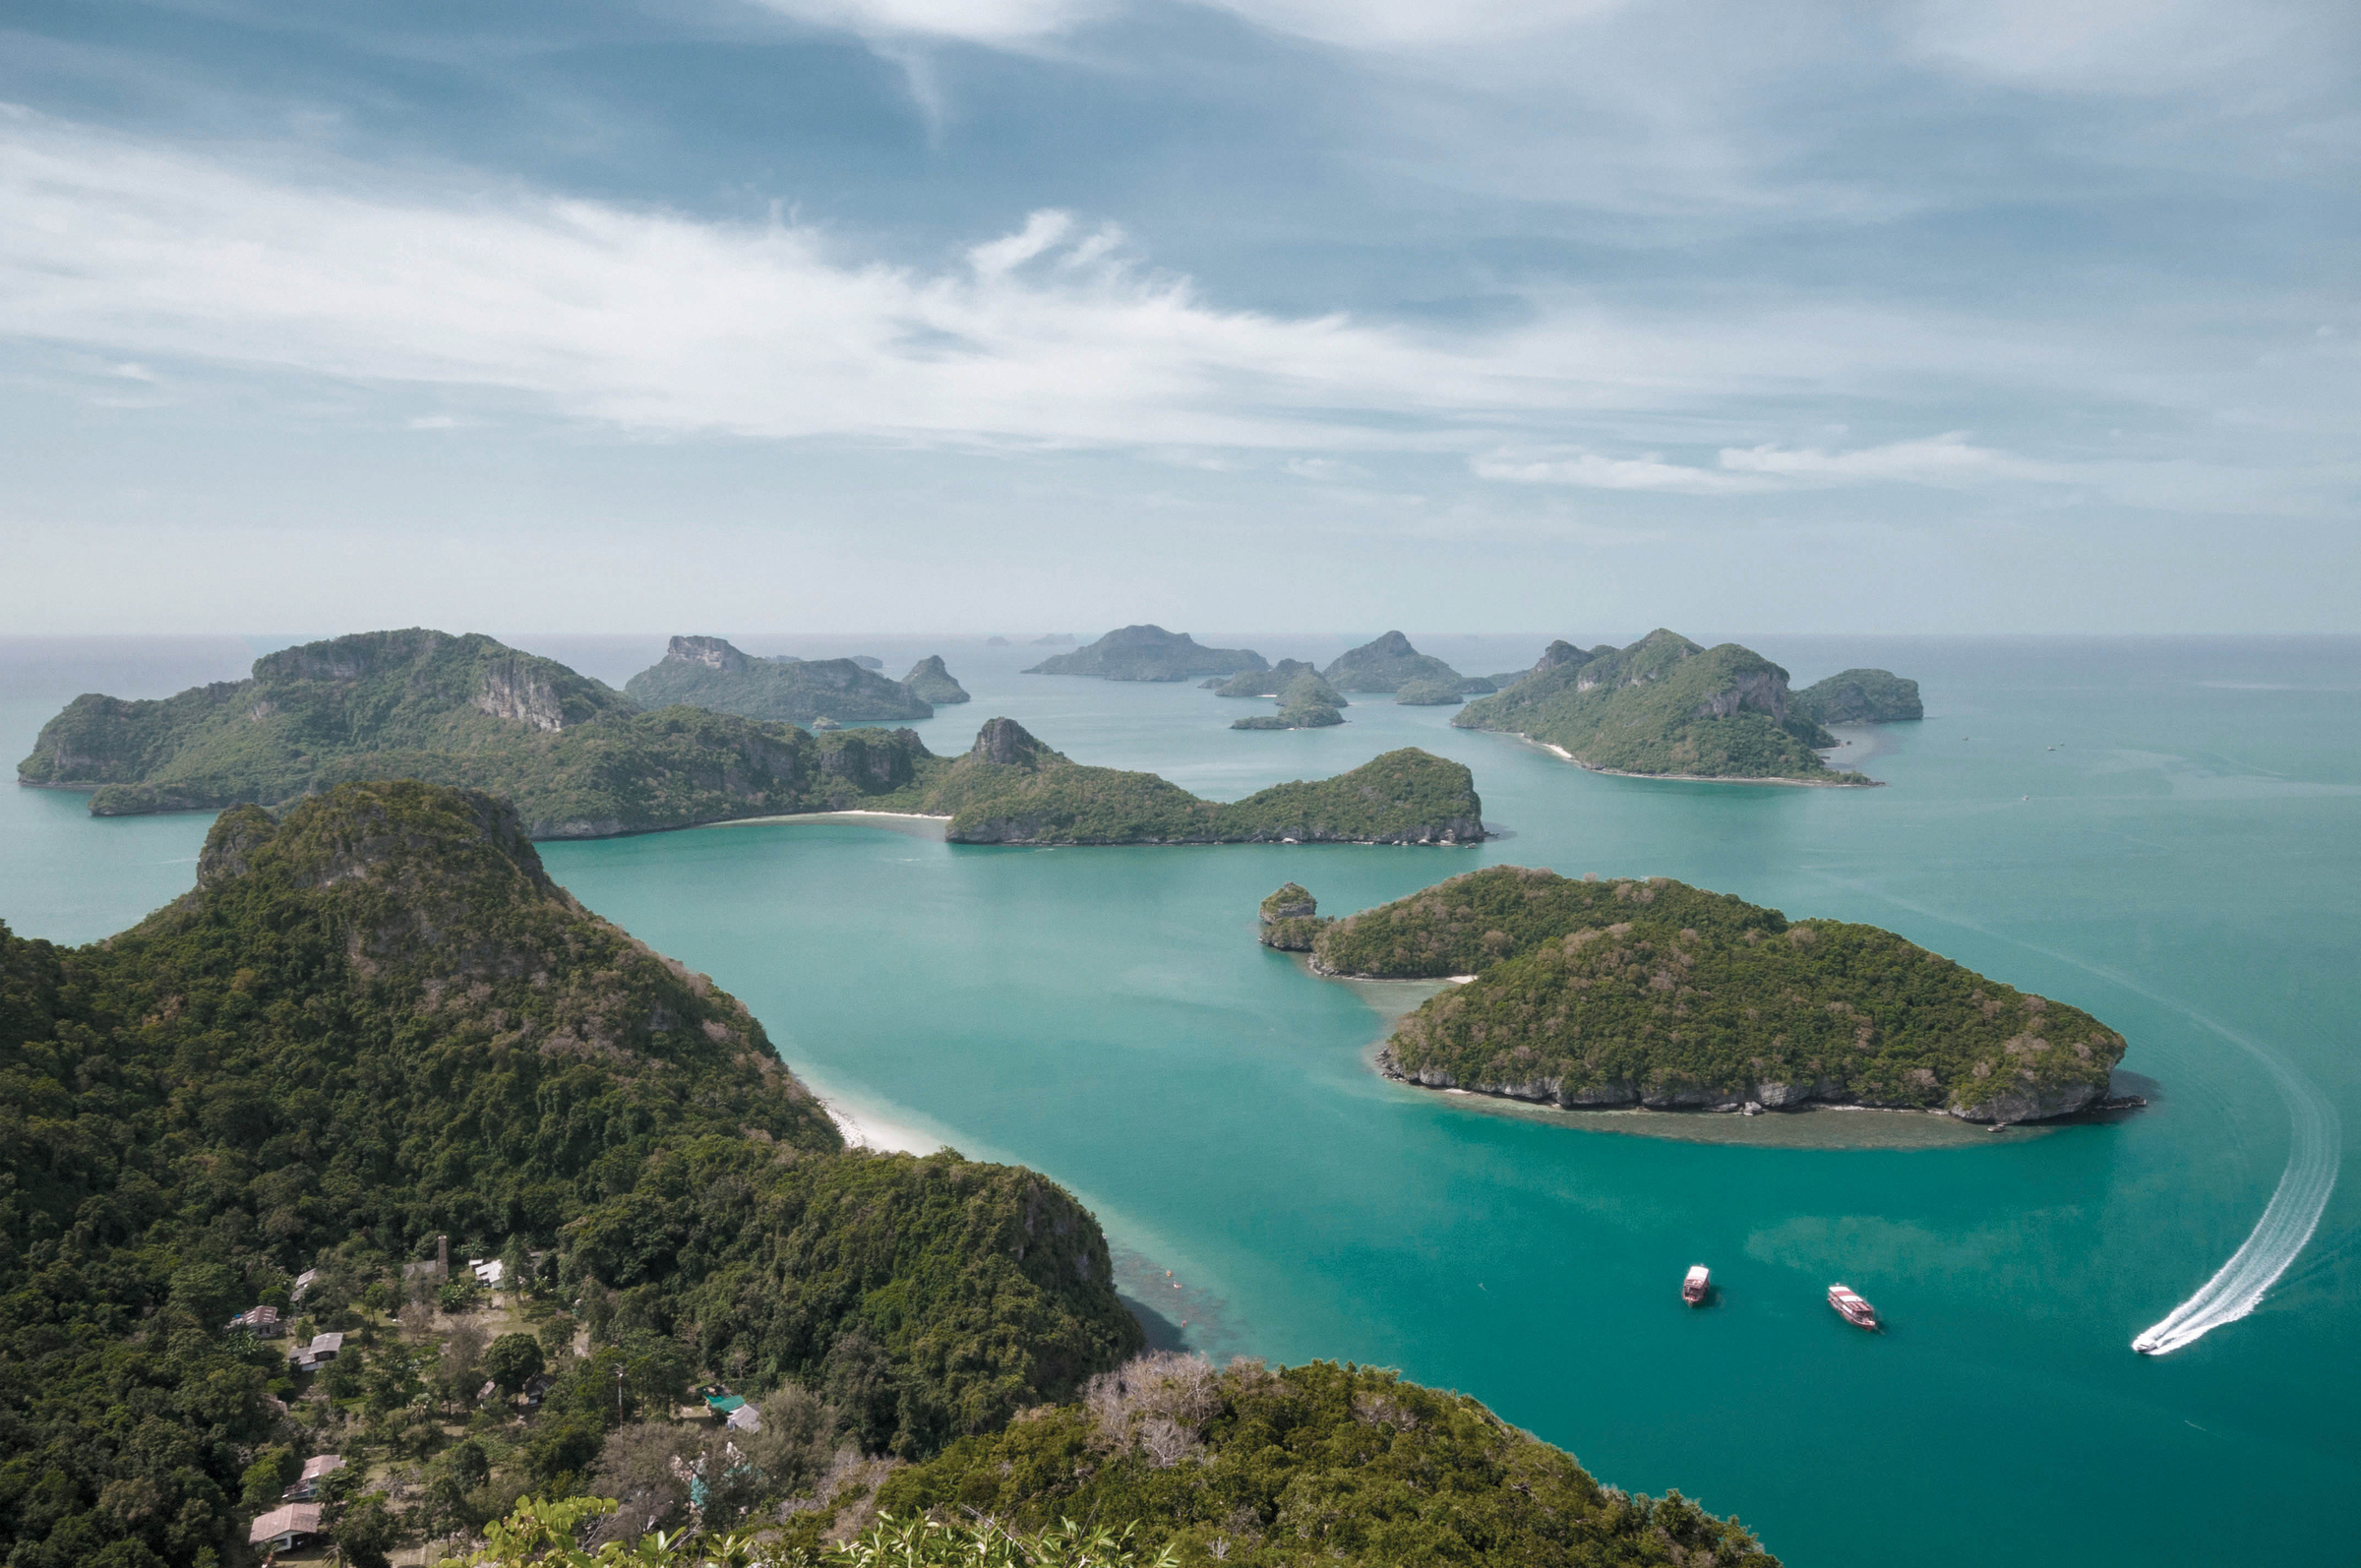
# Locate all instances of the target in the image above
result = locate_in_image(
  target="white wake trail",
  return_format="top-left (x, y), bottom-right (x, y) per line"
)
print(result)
top-left (2131, 1041), bottom-right (2338, 1356)
top-left (1812, 876), bottom-right (2341, 1358)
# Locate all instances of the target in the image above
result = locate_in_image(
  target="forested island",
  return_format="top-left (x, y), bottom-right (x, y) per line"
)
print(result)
top-left (1229, 672), bottom-right (1348, 730)
top-left (1026, 625), bottom-right (1266, 682)
top-left (14, 630), bottom-right (963, 837)
top-left (1394, 677), bottom-right (1466, 705)
top-left (15, 633), bottom-right (1480, 848)
top-left (624, 635), bottom-right (935, 723)
top-left (923, 719), bottom-right (1479, 843)
top-left (1789, 667), bottom-right (1923, 725)
top-left (1320, 631), bottom-right (1486, 694)
top-left (1210, 659), bottom-right (1324, 698)
top-left (900, 653), bottom-right (971, 704)
top-left (0, 783), bottom-right (1772, 1567)
top-left (1275, 866), bottom-right (2127, 1123)
top-left (1455, 631), bottom-right (1871, 784)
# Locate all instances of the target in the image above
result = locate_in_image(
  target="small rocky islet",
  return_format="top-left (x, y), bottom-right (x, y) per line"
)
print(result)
top-left (1259, 866), bottom-right (2128, 1125)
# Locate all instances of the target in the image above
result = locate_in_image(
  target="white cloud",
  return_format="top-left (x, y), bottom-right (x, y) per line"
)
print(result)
top-left (1, 112), bottom-right (2013, 452)
top-left (1202, 0), bottom-right (1631, 49)
top-left (1902, 0), bottom-right (2327, 95)
top-left (0, 115), bottom-right (1488, 449)
top-left (1718, 432), bottom-right (2064, 483)
top-left (744, 0), bottom-right (1101, 45)
top-left (1471, 450), bottom-right (1772, 494)
top-left (1475, 433), bottom-right (2065, 494)
top-left (1284, 456), bottom-right (1368, 480)
top-left (0, 111), bottom-right (2332, 521)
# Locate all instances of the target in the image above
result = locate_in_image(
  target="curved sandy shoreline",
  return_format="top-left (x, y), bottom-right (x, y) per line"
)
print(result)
top-left (1511, 734), bottom-right (1881, 787)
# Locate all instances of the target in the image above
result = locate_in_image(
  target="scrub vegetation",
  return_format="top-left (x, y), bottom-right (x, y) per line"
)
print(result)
top-left (20, 634), bottom-right (1471, 846)
top-left (624, 636), bottom-right (935, 724)
top-left (1454, 631), bottom-right (1866, 783)
top-left (1296, 866), bottom-right (2124, 1119)
top-left (900, 722), bottom-right (1482, 845)
top-left (0, 782), bottom-right (1136, 1567)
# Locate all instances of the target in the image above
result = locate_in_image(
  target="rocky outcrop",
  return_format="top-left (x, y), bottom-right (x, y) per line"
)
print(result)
top-left (1380, 1055), bottom-right (2105, 1123)
top-left (902, 654), bottom-right (971, 704)
top-left (1693, 666), bottom-right (1788, 725)
top-left (663, 634), bottom-right (753, 673)
top-left (474, 657), bottom-right (573, 733)
top-left (971, 716), bottom-right (1054, 766)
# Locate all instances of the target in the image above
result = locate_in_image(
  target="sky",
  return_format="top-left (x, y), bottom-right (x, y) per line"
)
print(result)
top-left (1, 0), bottom-right (2355, 634)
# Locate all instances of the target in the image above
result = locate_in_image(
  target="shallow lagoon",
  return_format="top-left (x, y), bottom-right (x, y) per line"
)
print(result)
top-left (6, 633), bottom-right (2357, 1566)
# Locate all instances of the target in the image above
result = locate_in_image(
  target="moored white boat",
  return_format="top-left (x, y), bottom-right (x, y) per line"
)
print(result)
top-left (1828, 1283), bottom-right (1879, 1330)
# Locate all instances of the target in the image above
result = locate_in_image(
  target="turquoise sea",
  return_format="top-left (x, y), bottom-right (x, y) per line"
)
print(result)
top-left (4, 633), bottom-right (2356, 1566)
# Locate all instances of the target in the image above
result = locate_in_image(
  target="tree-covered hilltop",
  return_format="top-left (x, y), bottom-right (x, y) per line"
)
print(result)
top-left (20, 629), bottom-right (629, 797)
top-left (913, 720), bottom-right (1482, 845)
top-left (1229, 673), bottom-right (1347, 731)
top-left (17, 630), bottom-right (965, 835)
top-left (1788, 667), bottom-right (1923, 725)
top-left (1292, 866), bottom-right (2124, 1122)
top-left (1454, 630), bottom-right (1870, 783)
top-left (900, 655), bottom-right (972, 704)
top-left (1311, 866), bottom-right (1782, 977)
top-left (878, 1355), bottom-right (1778, 1568)
top-left (1028, 627), bottom-right (1267, 683)
top-left (1318, 631), bottom-right (1476, 694)
top-left (1211, 660), bottom-right (1329, 699)
top-left (0, 781), bottom-right (1145, 1567)
top-left (625, 636), bottom-right (934, 724)
top-left (1393, 677), bottom-right (1465, 705)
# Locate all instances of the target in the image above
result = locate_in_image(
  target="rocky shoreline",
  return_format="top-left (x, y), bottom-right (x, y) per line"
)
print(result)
top-left (1374, 1049), bottom-right (2142, 1127)
top-left (1524, 736), bottom-right (1885, 787)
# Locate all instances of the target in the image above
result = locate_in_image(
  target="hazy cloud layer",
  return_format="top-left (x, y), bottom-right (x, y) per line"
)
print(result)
top-left (0, 0), bottom-right (2353, 631)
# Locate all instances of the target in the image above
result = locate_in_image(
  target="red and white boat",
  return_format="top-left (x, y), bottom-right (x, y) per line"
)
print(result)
top-left (1828, 1284), bottom-right (1879, 1330)
top-left (1682, 1266), bottom-right (1711, 1306)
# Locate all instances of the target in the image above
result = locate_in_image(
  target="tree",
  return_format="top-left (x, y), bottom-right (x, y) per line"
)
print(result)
top-left (239, 1446), bottom-right (297, 1506)
top-left (486, 1332), bottom-right (547, 1395)
top-left (333, 1490), bottom-right (399, 1568)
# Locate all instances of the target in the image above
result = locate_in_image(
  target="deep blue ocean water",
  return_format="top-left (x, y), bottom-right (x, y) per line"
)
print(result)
top-left (4, 632), bottom-right (2355, 1565)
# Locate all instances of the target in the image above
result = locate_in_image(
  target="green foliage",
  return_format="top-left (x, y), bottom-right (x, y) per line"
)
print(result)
top-left (1318, 632), bottom-right (1468, 694)
top-left (0, 780), bottom-right (1137, 1566)
top-left (240, 1446), bottom-right (299, 1507)
top-left (1211, 661), bottom-right (1317, 699)
top-left (459, 1495), bottom-right (1181, 1566)
top-left (565, 1141), bottom-right (1141, 1457)
top-left (1788, 668), bottom-right (1924, 725)
top-left (1321, 868), bottom-right (2125, 1116)
top-left (333, 1490), bottom-right (400, 1568)
top-left (1228, 700), bottom-right (1342, 731)
top-left (21, 630), bottom-right (960, 836)
top-left (1392, 678), bottom-right (1465, 705)
top-left (1454, 631), bottom-right (1865, 782)
top-left (487, 1332), bottom-right (548, 1394)
top-left (442, 1277), bottom-right (487, 1314)
top-left (1312, 867), bottom-right (1784, 978)
top-left (881, 1356), bottom-right (1778, 1567)
top-left (625, 638), bottom-right (934, 724)
top-left (1232, 673), bottom-right (1350, 729)
top-left (934, 733), bottom-right (1482, 846)
top-left (1257, 884), bottom-right (1315, 920)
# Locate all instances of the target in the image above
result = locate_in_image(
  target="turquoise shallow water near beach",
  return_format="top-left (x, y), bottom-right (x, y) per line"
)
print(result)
top-left (5, 633), bottom-right (2357, 1565)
